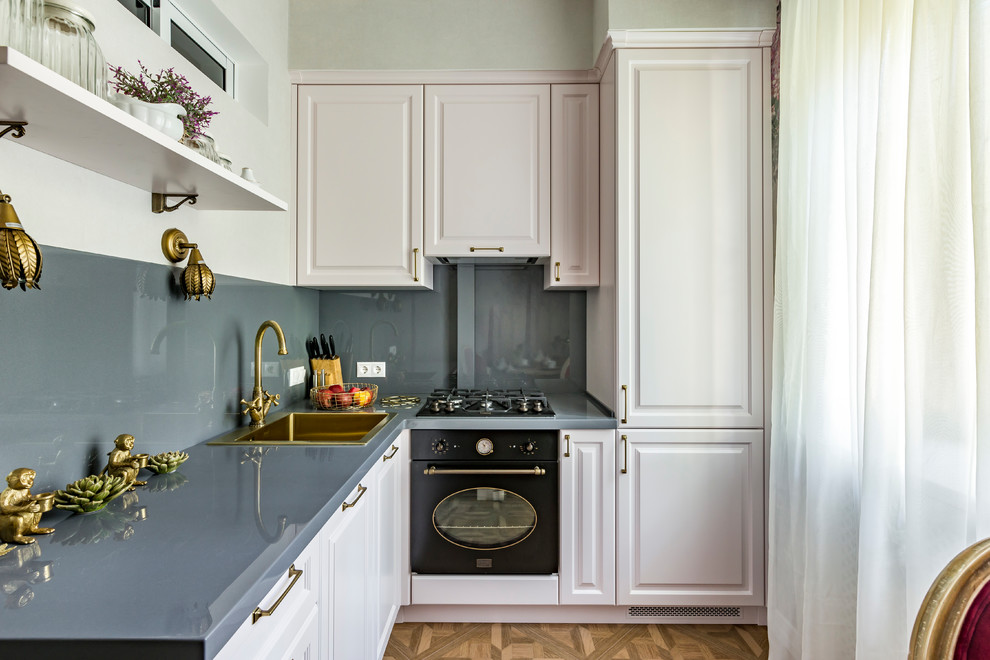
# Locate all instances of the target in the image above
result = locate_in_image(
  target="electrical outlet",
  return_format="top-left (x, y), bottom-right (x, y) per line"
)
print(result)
top-left (357, 361), bottom-right (386, 378)
top-left (251, 361), bottom-right (280, 378)
top-left (287, 366), bottom-right (305, 387)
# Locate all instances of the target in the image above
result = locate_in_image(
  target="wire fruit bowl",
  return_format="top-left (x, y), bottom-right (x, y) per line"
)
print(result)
top-left (311, 383), bottom-right (378, 410)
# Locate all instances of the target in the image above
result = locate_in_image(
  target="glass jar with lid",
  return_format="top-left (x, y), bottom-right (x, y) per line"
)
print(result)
top-left (41, 1), bottom-right (107, 100)
top-left (0, 0), bottom-right (45, 59)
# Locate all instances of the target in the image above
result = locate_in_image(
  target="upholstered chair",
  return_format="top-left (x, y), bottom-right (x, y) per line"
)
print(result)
top-left (911, 538), bottom-right (990, 659)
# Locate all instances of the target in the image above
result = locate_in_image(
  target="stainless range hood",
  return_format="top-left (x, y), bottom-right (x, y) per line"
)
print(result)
top-left (432, 255), bottom-right (542, 265)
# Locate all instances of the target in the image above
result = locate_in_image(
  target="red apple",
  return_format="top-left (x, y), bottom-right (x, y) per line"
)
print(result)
top-left (348, 387), bottom-right (360, 393)
top-left (329, 384), bottom-right (344, 393)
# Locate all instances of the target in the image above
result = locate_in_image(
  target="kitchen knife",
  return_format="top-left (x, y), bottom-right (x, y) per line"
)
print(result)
top-left (320, 334), bottom-right (331, 359)
top-left (328, 334), bottom-right (337, 359)
top-left (308, 338), bottom-right (319, 360)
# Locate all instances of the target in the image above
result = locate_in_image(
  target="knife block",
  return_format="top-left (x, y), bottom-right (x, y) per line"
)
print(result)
top-left (310, 358), bottom-right (342, 388)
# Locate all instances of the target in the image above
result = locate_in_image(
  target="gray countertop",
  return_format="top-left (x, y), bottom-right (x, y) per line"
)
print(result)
top-left (0, 392), bottom-right (614, 659)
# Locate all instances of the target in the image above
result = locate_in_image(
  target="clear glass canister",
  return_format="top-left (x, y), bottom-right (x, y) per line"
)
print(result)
top-left (0, 0), bottom-right (45, 59)
top-left (41, 1), bottom-right (107, 100)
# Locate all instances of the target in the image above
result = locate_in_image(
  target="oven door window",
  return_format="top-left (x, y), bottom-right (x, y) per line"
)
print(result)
top-left (433, 487), bottom-right (537, 550)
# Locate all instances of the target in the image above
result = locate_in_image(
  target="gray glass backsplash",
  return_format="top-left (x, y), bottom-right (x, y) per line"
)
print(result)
top-left (0, 247), bottom-right (318, 491)
top-left (318, 266), bottom-right (458, 393)
top-left (318, 264), bottom-right (586, 395)
top-left (2, 251), bottom-right (586, 493)
top-left (473, 265), bottom-right (586, 392)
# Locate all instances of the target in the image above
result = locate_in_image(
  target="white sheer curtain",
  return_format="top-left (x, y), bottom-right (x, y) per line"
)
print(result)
top-left (770, 0), bottom-right (989, 657)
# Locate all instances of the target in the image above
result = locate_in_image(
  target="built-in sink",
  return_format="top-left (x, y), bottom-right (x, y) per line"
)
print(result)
top-left (207, 412), bottom-right (393, 446)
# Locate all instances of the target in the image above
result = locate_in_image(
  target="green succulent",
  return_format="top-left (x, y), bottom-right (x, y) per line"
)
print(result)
top-left (54, 474), bottom-right (129, 514)
top-left (147, 451), bottom-right (189, 474)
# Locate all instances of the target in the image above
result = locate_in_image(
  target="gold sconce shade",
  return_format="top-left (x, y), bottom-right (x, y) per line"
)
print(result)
top-left (0, 191), bottom-right (43, 291)
top-left (161, 228), bottom-right (215, 301)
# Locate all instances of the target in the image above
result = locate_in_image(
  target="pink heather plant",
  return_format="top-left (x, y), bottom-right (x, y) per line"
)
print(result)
top-left (109, 61), bottom-right (218, 140)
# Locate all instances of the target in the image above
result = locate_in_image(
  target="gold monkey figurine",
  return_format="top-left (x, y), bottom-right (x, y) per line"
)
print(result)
top-left (0, 468), bottom-right (55, 544)
top-left (102, 434), bottom-right (149, 490)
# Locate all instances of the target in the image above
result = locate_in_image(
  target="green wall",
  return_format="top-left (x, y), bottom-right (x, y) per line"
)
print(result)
top-left (290, 0), bottom-right (593, 70)
top-left (289, 0), bottom-right (776, 71)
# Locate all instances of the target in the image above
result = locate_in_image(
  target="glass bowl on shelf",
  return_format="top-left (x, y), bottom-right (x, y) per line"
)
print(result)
top-left (40, 1), bottom-right (107, 99)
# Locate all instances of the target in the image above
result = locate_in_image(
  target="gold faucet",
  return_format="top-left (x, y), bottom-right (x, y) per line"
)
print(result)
top-left (240, 320), bottom-right (288, 427)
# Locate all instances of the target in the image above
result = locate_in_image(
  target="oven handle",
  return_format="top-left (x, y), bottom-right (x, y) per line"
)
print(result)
top-left (423, 466), bottom-right (547, 476)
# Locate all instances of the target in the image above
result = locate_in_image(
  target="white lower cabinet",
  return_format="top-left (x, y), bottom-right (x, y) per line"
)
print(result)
top-left (215, 436), bottom-right (406, 660)
top-left (559, 430), bottom-right (615, 604)
top-left (323, 474), bottom-right (376, 659)
top-left (215, 534), bottom-right (321, 660)
top-left (322, 433), bottom-right (406, 660)
top-left (616, 429), bottom-right (764, 606)
top-left (373, 437), bottom-right (406, 659)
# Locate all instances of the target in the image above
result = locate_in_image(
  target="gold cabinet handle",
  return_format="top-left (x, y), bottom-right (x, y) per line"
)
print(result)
top-left (621, 385), bottom-right (628, 424)
top-left (563, 433), bottom-right (570, 458)
top-left (382, 445), bottom-right (399, 461)
top-left (469, 246), bottom-right (504, 252)
top-left (342, 483), bottom-right (367, 511)
top-left (413, 247), bottom-right (419, 282)
top-left (621, 435), bottom-right (628, 474)
top-left (554, 261), bottom-right (561, 282)
top-left (252, 564), bottom-right (302, 624)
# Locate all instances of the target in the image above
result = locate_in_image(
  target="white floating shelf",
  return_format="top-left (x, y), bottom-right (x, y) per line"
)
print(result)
top-left (0, 47), bottom-right (287, 212)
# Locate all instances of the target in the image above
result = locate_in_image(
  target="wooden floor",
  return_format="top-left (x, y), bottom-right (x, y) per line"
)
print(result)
top-left (384, 623), bottom-right (769, 660)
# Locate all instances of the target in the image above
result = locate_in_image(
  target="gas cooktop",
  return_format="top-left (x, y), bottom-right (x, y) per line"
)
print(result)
top-left (417, 388), bottom-right (555, 417)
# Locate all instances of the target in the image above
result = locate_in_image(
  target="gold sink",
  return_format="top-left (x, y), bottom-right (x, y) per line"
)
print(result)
top-left (207, 412), bottom-right (393, 446)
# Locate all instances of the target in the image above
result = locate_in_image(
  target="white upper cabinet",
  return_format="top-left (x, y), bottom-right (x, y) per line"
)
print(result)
top-left (614, 48), bottom-right (767, 428)
top-left (546, 84), bottom-right (599, 289)
top-left (296, 84), bottom-right (432, 289)
top-left (424, 85), bottom-right (550, 260)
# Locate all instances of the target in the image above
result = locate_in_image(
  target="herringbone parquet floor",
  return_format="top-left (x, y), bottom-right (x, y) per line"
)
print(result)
top-left (384, 622), bottom-right (769, 660)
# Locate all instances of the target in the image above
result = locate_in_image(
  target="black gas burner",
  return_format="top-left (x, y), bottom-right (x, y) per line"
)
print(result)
top-left (418, 388), bottom-right (555, 417)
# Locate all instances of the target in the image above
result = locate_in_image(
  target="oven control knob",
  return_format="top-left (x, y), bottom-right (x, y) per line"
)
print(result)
top-left (432, 439), bottom-right (448, 454)
top-left (521, 441), bottom-right (536, 455)
top-left (476, 438), bottom-right (494, 456)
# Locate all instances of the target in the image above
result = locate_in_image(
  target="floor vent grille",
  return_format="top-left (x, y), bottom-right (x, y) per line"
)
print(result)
top-left (628, 606), bottom-right (742, 618)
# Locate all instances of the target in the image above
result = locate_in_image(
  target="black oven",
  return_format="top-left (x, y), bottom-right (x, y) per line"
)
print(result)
top-left (410, 429), bottom-right (558, 575)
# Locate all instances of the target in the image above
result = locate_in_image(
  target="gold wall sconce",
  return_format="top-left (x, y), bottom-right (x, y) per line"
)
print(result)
top-left (161, 228), bottom-right (215, 301)
top-left (0, 190), bottom-right (43, 291)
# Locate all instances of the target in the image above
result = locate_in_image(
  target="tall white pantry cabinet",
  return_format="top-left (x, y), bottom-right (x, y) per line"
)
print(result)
top-left (588, 45), bottom-right (772, 608)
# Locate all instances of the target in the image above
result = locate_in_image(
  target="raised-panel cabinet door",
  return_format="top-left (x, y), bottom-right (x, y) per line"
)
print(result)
top-left (615, 48), bottom-right (766, 428)
top-left (296, 84), bottom-right (431, 289)
top-left (323, 477), bottom-right (376, 660)
top-left (546, 84), bottom-right (599, 289)
top-left (559, 430), bottom-right (615, 605)
top-left (374, 435), bottom-right (405, 659)
top-left (425, 84), bottom-right (550, 258)
top-left (616, 429), bottom-right (764, 606)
